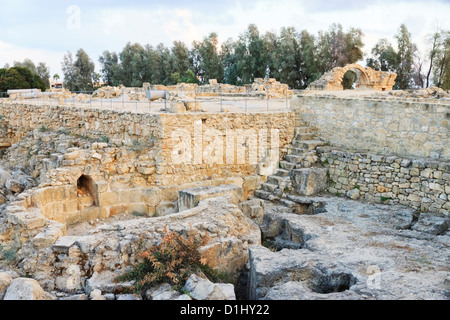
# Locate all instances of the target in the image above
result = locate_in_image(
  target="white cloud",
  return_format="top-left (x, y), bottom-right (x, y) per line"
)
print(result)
top-left (0, 40), bottom-right (65, 77)
top-left (1, 0), bottom-right (449, 79)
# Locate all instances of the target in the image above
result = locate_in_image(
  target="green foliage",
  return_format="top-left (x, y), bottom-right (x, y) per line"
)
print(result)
top-left (116, 227), bottom-right (226, 295)
top-left (342, 71), bottom-right (358, 89)
top-left (39, 125), bottom-right (48, 132)
top-left (380, 197), bottom-right (393, 203)
top-left (95, 23), bottom-right (364, 90)
top-left (99, 136), bottom-right (110, 143)
top-left (0, 66), bottom-right (46, 92)
top-left (62, 49), bottom-right (96, 91)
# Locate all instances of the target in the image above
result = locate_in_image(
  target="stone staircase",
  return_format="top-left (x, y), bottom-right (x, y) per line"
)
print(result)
top-left (255, 115), bottom-right (327, 203)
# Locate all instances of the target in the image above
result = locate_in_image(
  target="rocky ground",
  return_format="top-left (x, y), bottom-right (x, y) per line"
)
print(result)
top-left (249, 196), bottom-right (450, 300)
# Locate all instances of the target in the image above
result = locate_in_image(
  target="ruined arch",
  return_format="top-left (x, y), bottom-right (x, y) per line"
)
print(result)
top-left (335, 64), bottom-right (371, 90)
top-left (307, 64), bottom-right (396, 91)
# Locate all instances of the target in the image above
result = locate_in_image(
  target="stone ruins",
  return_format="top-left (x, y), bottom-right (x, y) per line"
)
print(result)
top-left (307, 64), bottom-right (397, 91)
top-left (0, 75), bottom-right (449, 301)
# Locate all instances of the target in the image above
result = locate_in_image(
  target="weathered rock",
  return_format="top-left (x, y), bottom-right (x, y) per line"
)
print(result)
top-left (178, 185), bottom-right (243, 211)
top-left (169, 102), bottom-right (186, 114)
top-left (85, 271), bottom-right (135, 296)
top-left (147, 284), bottom-right (183, 300)
top-left (291, 168), bottom-right (328, 196)
top-left (239, 199), bottom-right (265, 225)
top-left (33, 221), bottom-right (66, 249)
top-left (412, 214), bottom-right (449, 235)
top-left (183, 274), bottom-right (236, 300)
top-left (5, 178), bottom-right (24, 193)
top-left (6, 208), bottom-right (46, 230)
top-left (59, 294), bottom-right (88, 301)
top-left (90, 289), bottom-right (106, 300)
top-left (346, 188), bottom-right (360, 200)
top-left (0, 168), bottom-right (11, 188)
top-left (116, 294), bottom-right (142, 300)
top-left (0, 272), bottom-right (13, 300)
top-left (3, 278), bottom-right (56, 300)
top-left (249, 199), bottom-right (450, 300)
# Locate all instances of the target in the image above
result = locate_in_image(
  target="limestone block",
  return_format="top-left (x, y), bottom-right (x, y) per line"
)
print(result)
top-left (183, 274), bottom-right (236, 301)
top-left (4, 278), bottom-right (56, 300)
top-left (239, 199), bottom-right (265, 225)
top-left (55, 265), bottom-right (83, 293)
top-left (178, 185), bottom-right (243, 211)
top-left (98, 191), bottom-right (119, 207)
top-left (291, 168), bottom-right (329, 196)
top-left (0, 273), bottom-right (13, 300)
top-left (140, 188), bottom-right (161, 207)
top-left (53, 236), bottom-right (79, 254)
top-left (33, 221), bottom-right (67, 249)
top-left (169, 102), bottom-right (186, 114)
top-left (6, 208), bottom-right (47, 230)
top-left (185, 101), bottom-right (202, 112)
top-left (156, 201), bottom-right (178, 216)
top-left (85, 271), bottom-right (134, 296)
top-left (128, 203), bottom-right (150, 216)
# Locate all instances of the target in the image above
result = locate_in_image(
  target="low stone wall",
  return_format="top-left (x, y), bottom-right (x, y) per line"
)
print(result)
top-left (318, 147), bottom-right (450, 215)
top-left (292, 94), bottom-right (450, 160)
top-left (0, 102), bottom-right (163, 145)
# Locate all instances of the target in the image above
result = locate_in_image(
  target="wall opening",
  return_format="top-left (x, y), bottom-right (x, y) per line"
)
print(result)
top-left (77, 175), bottom-right (97, 209)
top-left (341, 70), bottom-right (358, 90)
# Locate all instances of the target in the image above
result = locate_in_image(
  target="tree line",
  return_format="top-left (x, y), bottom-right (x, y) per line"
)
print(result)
top-left (0, 59), bottom-right (50, 93)
top-left (1, 23), bottom-right (449, 93)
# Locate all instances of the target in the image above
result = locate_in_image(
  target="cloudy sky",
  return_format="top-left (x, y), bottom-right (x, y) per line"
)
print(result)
top-left (1, 0), bottom-right (449, 78)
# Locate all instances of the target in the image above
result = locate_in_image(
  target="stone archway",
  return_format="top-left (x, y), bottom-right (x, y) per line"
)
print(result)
top-left (307, 64), bottom-right (397, 91)
top-left (333, 64), bottom-right (372, 90)
top-left (77, 175), bottom-right (98, 209)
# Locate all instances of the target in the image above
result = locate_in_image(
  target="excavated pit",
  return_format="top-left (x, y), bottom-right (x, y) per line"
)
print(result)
top-left (308, 271), bottom-right (357, 294)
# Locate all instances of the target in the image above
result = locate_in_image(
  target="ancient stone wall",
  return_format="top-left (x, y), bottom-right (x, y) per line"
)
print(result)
top-left (0, 102), bottom-right (163, 145)
top-left (0, 101), bottom-right (294, 227)
top-left (292, 95), bottom-right (450, 160)
top-left (318, 148), bottom-right (450, 214)
top-left (158, 112), bottom-right (295, 187)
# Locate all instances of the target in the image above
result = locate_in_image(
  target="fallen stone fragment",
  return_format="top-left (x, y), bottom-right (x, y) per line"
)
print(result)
top-left (3, 278), bottom-right (56, 300)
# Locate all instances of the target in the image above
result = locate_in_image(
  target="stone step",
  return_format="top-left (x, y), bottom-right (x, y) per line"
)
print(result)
top-left (295, 127), bottom-right (312, 134)
top-left (255, 189), bottom-right (271, 200)
top-left (268, 175), bottom-right (285, 185)
top-left (261, 183), bottom-right (278, 193)
top-left (292, 140), bottom-right (326, 150)
top-left (288, 147), bottom-right (313, 156)
top-left (279, 199), bottom-right (299, 209)
top-left (274, 169), bottom-right (290, 177)
top-left (295, 133), bottom-right (316, 141)
top-left (280, 161), bottom-right (296, 171)
top-left (285, 154), bottom-right (313, 164)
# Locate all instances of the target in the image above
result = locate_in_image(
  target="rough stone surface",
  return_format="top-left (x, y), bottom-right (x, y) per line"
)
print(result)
top-left (3, 278), bottom-right (56, 300)
top-left (250, 198), bottom-right (450, 300)
top-left (183, 274), bottom-right (236, 300)
top-left (0, 272), bottom-right (13, 300)
top-left (291, 168), bottom-right (328, 196)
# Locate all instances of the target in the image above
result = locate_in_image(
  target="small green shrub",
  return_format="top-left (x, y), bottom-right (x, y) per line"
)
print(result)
top-left (380, 197), bottom-right (393, 203)
top-left (100, 136), bottom-right (110, 143)
top-left (116, 227), bottom-right (227, 295)
top-left (39, 125), bottom-right (48, 132)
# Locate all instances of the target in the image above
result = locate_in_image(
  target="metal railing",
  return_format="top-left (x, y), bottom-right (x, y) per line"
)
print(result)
top-left (0, 88), bottom-right (293, 114)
